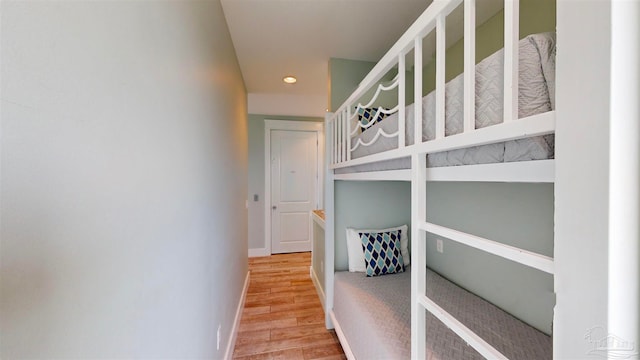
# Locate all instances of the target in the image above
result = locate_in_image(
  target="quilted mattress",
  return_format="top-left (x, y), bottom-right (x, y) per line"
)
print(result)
top-left (332, 269), bottom-right (552, 359)
top-left (335, 32), bottom-right (556, 174)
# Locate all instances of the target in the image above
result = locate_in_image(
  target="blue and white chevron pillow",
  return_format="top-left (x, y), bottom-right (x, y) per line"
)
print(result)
top-left (359, 229), bottom-right (405, 277)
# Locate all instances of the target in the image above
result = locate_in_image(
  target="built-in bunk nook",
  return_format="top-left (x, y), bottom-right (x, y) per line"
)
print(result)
top-left (323, 0), bottom-right (560, 358)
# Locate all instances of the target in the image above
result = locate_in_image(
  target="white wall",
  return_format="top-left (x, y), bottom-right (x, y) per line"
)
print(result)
top-left (0, 1), bottom-right (248, 358)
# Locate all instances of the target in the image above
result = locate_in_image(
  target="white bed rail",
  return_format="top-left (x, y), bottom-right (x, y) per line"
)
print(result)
top-left (327, 0), bottom-right (549, 171)
top-left (327, 0), bottom-right (556, 359)
top-left (420, 222), bottom-right (554, 275)
top-left (329, 0), bottom-right (462, 167)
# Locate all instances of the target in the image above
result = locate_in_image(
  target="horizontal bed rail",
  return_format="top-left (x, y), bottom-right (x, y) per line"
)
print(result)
top-left (418, 294), bottom-right (508, 360)
top-left (330, 111), bottom-right (555, 170)
top-left (419, 221), bottom-right (554, 274)
top-left (333, 159), bottom-right (555, 183)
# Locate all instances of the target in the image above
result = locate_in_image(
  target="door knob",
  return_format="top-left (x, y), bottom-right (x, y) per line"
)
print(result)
top-left (272, 206), bottom-right (277, 210)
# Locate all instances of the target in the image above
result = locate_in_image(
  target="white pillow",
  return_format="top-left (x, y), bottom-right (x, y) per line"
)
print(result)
top-left (346, 224), bottom-right (410, 272)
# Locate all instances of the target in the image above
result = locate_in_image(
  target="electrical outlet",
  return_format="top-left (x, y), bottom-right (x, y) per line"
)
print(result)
top-left (217, 324), bottom-right (221, 350)
top-left (436, 239), bottom-right (444, 253)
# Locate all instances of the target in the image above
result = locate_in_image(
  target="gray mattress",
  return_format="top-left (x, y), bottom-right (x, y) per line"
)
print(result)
top-left (335, 32), bottom-right (556, 175)
top-left (333, 269), bottom-right (552, 359)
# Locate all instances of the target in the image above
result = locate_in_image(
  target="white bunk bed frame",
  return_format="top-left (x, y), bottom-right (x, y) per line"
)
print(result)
top-left (324, 0), bottom-right (556, 359)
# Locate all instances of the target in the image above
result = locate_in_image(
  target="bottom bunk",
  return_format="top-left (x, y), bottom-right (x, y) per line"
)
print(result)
top-left (331, 268), bottom-right (551, 360)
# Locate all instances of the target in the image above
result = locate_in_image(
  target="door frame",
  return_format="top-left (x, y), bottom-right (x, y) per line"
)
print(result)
top-left (264, 119), bottom-right (324, 255)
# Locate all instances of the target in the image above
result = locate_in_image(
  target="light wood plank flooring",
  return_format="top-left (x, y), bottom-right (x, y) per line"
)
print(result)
top-left (233, 252), bottom-right (345, 360)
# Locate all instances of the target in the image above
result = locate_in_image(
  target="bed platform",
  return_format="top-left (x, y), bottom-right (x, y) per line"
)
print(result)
top-left (332, 269), bottom-right (551, 360)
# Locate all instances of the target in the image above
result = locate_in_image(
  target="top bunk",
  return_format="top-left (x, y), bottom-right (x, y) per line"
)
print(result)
top-left (327, 0), bottom-right (556, 183)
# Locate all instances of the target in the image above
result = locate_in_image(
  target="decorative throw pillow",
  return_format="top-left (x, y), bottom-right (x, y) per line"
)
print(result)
top-left (356, 107), bottom-right (387, 132)
top-left (346, 224), bottom-right (409, 272)
top-left (359, 230), bottom-right (405, 277)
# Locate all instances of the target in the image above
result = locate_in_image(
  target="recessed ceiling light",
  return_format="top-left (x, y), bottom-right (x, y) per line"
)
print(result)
top-left (283, 76), bottom-right (297, 84)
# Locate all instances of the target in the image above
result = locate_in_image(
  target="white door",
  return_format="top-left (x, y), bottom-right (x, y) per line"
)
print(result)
top-left (270, 130), bottom-right (318, 254)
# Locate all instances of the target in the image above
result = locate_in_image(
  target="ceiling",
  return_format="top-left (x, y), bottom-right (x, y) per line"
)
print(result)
top-left (220, 0), bottom-right (431, 117)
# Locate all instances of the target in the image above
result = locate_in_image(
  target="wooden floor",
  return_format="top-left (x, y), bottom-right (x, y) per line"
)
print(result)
top-left (233, 252), bottom-right (346, 360)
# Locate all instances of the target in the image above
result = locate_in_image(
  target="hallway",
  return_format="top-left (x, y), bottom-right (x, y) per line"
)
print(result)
top-left (233, 253), bottom-right (345, 360)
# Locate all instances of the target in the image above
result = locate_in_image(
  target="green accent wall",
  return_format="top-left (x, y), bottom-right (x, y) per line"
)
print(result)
top-left (329, 58), bottom-right (376, 112)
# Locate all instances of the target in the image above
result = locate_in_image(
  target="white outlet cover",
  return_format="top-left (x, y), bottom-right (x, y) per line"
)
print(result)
top-left (436, 239), bottom-right (444, 253)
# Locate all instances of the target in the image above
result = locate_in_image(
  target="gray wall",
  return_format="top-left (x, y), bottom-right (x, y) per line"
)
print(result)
top-left (0, 1), bottom-right (248, 358)
top-left (247, 114), bottom-right (323, 252)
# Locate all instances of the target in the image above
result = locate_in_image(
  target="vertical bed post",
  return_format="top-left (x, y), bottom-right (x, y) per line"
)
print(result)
top-left (411, 152), bottom-right (427, 359)
top-left (503, 0), bottom-right (519, 121)
top-left (398, 54), bottom-right (406, 148)
top-left (332, 116), bottom-right (337, 166)
top-left (346, 108), bottom-right (352, 161)
top-left (342, 110), bottom-right (348, 162)
top-left (324, 112), bottom-right (335, 329)
top-left (341, 112), bottom-right (345, 163)
top-left (411, 34), bottom-right (426, 360)
top-left (435, 14), bottom-right (446, 139)
top-left (337, 112), bottom-right (342, 163)
top-left (336, 113), bottom-right (341, 163)
top-left (414, 38), bottom-right (423, 145)
top-left (463, 0), bottom-right (476, 133)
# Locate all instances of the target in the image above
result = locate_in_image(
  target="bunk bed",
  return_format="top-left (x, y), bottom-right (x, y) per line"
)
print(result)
top-left (324, 0), bottom-right (556, 359)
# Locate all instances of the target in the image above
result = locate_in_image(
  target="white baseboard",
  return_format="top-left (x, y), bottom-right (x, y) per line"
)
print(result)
top-left (330, 310), bottom-right (355, 360)
top-left (248, 248), bottom-right (269, 257)
top-left (310, 266), bottom-right (326, 310)
top-left (224, 271), bottom-right (250, 360)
